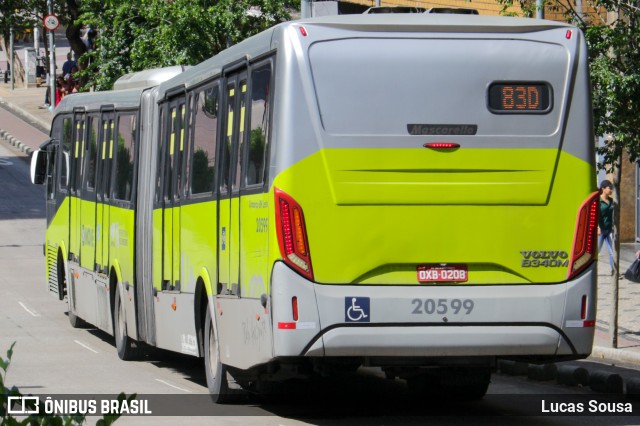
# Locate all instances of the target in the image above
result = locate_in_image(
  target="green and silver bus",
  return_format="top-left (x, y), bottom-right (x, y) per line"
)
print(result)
top-left (31, 13), bottom-right (598, 400)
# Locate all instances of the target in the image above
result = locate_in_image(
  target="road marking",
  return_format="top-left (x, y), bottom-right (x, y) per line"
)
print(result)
top-left (155, 379), bottom-right (192, 393)
top-left (74, 340), bottom-right (99, 354)
top-left (0, 159), bottom-right (13, 166)
top-left (19, 302), bottom-right (40, 317)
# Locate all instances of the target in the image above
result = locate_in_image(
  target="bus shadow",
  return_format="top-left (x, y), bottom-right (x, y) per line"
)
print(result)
top-left (83, 325), bottom-right (208, 388)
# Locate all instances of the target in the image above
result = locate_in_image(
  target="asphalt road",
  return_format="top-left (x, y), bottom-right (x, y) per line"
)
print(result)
top-left (2, 115), bottom-right (640, 425)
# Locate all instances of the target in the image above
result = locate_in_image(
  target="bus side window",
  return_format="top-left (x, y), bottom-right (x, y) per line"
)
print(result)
top-left (220, 83), bottom-right (235, 195)
top-left (155, 106), bottom-right (167, 207)
top-left (233, 80), bottom-right (247, 192)
top-left (58, 117), bottom-right (73, 192)
top-left (165, 106), bottom-right (178, 202)
top-left (190, 84), bottom-right (219, 196)
top-left (113, 113), bottom-right (136, 202)
top-left (85, 115), bottom-right (99, 192)
top-left (245, 62), bottom-right (272, 187)
top-left (46, 146), bottom-right (57, 200)
top-left (72, 118), bottom-right (85, 195)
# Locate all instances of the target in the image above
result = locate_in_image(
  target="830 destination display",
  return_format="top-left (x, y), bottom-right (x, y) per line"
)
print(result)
top-left (488, 82), bottom-right (552, 114)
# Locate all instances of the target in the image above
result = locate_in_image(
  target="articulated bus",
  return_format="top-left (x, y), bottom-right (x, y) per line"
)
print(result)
top-left (31, 13), bottom-right (597, 401)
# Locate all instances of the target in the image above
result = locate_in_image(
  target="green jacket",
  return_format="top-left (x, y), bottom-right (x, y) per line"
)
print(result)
top-left (599, 197), bottom-right (614, 234)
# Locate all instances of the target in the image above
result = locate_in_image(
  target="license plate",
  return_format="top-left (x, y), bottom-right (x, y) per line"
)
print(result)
top-left (417, 264), bottom-right (468, 283)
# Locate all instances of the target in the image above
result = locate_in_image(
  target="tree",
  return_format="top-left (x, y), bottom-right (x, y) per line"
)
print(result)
top-left (78, 0), bottom-right (298, 90)
top-left (492, 0), bottom-right (640, 168)
top-left (0, 0), bottom-right (82, 83)
top-left (490, 0), bottom-right (640, 348)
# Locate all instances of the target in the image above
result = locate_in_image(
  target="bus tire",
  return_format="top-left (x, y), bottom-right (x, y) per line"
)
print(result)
top-left (59, 256), bottom-right (83, 328)
top-left (68, 309), bottom-right (82, 328)
top-left (114, 287), bottom-right (138, 360)
top-left (56, 253), bottom-right (66, 301)
top-left (204, 304), bottom-right (230, 403)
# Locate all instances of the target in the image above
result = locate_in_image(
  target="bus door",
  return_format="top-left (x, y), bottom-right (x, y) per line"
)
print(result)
top-left (218, 70), bottom-right (248, 296)
top-left (79, 114), bottom-right (99, 273)
top-left (162, 99), bottom-right (187, 291)
top-left (95, 111), bottom-right (115, 276)
top-left (69, 110), bottom-right (85, 266)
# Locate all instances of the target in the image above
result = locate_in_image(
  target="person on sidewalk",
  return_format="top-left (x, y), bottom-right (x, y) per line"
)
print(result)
top-left (598, 179), bottom-right (616, 275)
top-left (55, 76), bottom-right (68, 107)
top-left (62, 53), bottom-right (77, 77)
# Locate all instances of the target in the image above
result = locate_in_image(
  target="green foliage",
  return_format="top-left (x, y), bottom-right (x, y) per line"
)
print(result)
top-left (79, 0), bottom-right (296, 90)
top-left (0, 0), bottom-right (71, 39)
top-left (490, 0), bottom-right (640, 171)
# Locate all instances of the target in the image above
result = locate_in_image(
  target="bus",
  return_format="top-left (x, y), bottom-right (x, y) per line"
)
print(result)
top-left (31, 13), bottom-right (597, 401)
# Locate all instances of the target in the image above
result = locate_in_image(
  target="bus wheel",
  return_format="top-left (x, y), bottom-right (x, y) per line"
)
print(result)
top-left (204, 305), bottom-right (230, 403)
top-left (68, 308), bottom-right (82, 328)
top-left (59, 256), bottom-right (83, 328)
top-left (114, 287), bottom-right (138, 360)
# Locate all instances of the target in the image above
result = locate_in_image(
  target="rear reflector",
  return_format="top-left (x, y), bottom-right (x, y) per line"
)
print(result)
top-left (278, 322), bottom-right (296, 329)
top-left (568, 192), bottom-right (599, 279)
top-left (292, 296), bottom-right (299, 321)
top-left (275, 188), bottom-right (314, 281)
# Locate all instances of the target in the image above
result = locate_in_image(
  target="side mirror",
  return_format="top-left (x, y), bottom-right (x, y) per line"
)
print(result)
top-left (30, 149), bottom-right (47, 185)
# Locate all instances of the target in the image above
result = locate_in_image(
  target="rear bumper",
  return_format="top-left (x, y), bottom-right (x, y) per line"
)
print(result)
top-left (271, 261), bottom-right (596, 360)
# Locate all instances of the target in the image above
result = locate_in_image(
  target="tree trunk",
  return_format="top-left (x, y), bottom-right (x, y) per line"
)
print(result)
top-left (0, 36), bottom-right (25, 86)
top-left (65, 0), bottom-right (87, 61)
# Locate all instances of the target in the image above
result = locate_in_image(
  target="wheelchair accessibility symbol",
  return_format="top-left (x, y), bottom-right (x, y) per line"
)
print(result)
top-left (345, 297), bottom-right (370, 322)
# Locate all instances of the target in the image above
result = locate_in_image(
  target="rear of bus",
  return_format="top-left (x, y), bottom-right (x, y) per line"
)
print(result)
top-left (268, 15), bottom-right (597, 374)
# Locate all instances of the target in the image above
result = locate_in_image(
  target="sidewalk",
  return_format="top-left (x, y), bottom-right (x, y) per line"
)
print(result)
top-left (0, 83), bottom-right (52, 138)
top-left (2, 82), bottom-right (640, 370)
top-left (593, 241), bottom-right (640, 365)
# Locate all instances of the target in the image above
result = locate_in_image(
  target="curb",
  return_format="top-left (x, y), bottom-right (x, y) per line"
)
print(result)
top-left (0, 96), bottom-right (51, 135)
top-left (0, 129), bottom-right (33, 156)
top-left (498, 354), bottom-right (640, 398)
top-left (591, 346), bottom-right (640, 365)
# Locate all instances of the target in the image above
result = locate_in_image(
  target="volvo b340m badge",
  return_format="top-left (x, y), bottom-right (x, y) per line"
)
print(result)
top-left (521, 251), bottom-right (569, 267)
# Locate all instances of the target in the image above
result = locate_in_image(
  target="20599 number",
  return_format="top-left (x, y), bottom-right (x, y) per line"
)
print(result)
top-left (411, 298), bottom-right (475, 315)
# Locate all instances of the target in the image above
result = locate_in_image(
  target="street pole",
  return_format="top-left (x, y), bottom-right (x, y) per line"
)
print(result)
top-left (47, 0), bottom-right (56, 107)
top-left (301, 0), bottom-right (311, 18)
top-left (34, 25), bottom-right (40, 53)
top-left (10, 25), bottom-right (14, 90)
top-left (536, 0), bottom-right (544, 19)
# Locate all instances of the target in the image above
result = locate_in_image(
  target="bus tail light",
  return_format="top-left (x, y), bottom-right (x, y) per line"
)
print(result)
top-left (275, 188), bottom-right (314, 281)
top-left (568, 192), bottom-right (599, 279)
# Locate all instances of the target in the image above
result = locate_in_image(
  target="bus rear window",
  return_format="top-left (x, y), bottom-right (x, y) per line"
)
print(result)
top-left (309, 38), bottom-right (567, 137)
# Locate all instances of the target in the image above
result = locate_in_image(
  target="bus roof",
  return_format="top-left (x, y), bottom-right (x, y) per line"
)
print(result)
top-left (294, 13), bottom-right (571, 31)
top-left (155, 14), bottom-right (572, 100)
top-left (54, 87), bottom-right (146, 114)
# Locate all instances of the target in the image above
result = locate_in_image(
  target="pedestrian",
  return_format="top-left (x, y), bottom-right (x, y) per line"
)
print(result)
top-left (62, 53), bottom-right (77, 77)
top-left (43, 74), bottom-right (51, 107)
top-left (55, 76), bottom-right (68, 107)
top-left (598, 179), bottom-right (616, 275)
